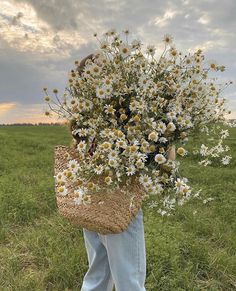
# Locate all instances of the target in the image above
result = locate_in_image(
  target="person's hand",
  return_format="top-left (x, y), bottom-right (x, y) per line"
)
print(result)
top-left (167, 145), bottom-right (176, 161)
top-left (159, 145), bottom-right (176, 173)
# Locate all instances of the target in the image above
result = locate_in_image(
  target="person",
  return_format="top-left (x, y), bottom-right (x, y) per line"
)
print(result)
top-left (73, 53), bottom-right (176, 291)
top-left (81, 208), bottom-right (146, 291)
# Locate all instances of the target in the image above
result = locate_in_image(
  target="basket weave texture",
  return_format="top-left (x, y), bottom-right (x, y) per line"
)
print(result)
top-left (54, 145), bottom-right (144, 234)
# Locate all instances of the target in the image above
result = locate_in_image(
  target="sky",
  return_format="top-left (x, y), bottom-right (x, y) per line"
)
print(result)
top-left (0, 0), bottom-right (235, 124)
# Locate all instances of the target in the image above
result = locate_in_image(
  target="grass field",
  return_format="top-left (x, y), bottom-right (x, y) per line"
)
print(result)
top-left (0, 124), bottom-right (235, 291)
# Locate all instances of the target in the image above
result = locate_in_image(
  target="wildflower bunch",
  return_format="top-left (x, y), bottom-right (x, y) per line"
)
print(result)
top-left (44, 28), bottom-right (234, 215)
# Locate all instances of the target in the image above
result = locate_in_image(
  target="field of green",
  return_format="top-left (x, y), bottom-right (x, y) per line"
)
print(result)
top-left (0, 124), bottom-right (235, 291)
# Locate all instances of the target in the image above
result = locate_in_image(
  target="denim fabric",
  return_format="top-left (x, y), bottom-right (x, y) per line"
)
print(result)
top-left (81, 208), bottom-right (146, 291)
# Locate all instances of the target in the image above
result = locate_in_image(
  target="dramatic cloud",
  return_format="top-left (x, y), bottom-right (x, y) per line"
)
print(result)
top-left (0, 0), bottom-right (235, 123)
top-left (0, 0), bottom-right (88, 56)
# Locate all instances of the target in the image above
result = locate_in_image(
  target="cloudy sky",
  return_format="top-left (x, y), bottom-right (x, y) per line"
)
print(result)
top-left (0, 0), bottom-right (235, 124)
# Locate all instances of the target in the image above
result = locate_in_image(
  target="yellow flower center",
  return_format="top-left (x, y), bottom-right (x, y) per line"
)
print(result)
top-left (133, 115), bottom-right (140, 122)
top-left (105, 176), bottom-right (111, 183)
top-left (87, 182), bottom-right (94, 189)
top-left (120, 114), bottom-right (127, 120)
top-left (130, 145), bottom-right (137, 152)
top-left (103, 142), bottom-right (110, 149)
top-left (149, 132), bottom-right (157, 140)
top-left (149, 145), bottom-right (156, 152)
top-left (176, 181), bottom-right (182, 187)
top-left (58, 186), bottom-right (64, 192)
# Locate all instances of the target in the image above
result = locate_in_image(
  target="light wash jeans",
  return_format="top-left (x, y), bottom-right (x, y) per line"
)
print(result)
top-left (81, 208), bottom-right (146, 291)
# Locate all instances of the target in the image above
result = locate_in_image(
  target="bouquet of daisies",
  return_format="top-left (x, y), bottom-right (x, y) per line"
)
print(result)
top-left (44, 28), bottom-right (234, 216)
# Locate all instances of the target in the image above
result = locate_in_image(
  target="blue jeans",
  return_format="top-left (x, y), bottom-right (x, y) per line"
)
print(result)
top-left (81, 208), bottom-right (146, 291)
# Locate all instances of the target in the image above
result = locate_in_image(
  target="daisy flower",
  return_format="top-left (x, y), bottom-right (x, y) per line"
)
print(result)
top-left (119, 44), bottom-right (131, 58)
top-left (166, 111), bottom-right (177, 121)
top-left (139, 174), bottom-right (152, 183)
top-left (199, 144), bottom-right (208, 156)
top-left (154, 183), bottom-right (164, 194)
top-left (181, 184), bottom-right (192, 197)
top-left (146, 45), bottom-right (156, 56)
top-left (148, 131), bottom-right (159, 142)
top-left (123, 28), bottom-right (130, 35)
top-left (169, 46), bottom-right (178, 58)
top-left (90, 64), bottom-right (102, 76)
top-left (44, 110), bottom-right (53, 118)
top-left (73, 128), bottom-right (88, 137)
top-left (157, 209), bottom-right (168, 216)
top-left (94, 164), bottom-right (104, 175)
top-left (74, 188), bottom-right (84, 205)
top-left (68, 97), bottom-right (79, 108)
top-left (104, 86), bottom-right (112, 96)
top-left (108, 150), bottom-right (119, 159)
top-left (101, 141), bottom-right (112, 151)
top-left (102, 77), bottom-right (113, 87)
top-left (208, 59), bottom-right (218, 71)
top-left (61, 169), bottom-right (69, 180)
top-left (104, 176), bottom-right (113, 185)
top-left (68, 159), bottom-right (80, 173)
top-left (57, 185), bottom-right (68, 196)
top-left (54, 172), bottom-right (66, 182)
top-left (126, 165), bottom-right (136, 176)
top-left (221, 155), bottom-right (232, 165)
top-left (157, 121), bottom-right (167, 133)
top-left (166, 122), bottom-right (176, 132)
top-left (82, 194), bottom-right (92, 206)
top-left (129, 100), bottom-right (139, 111)
top-left (159, 137), bottom-right (168, 143)
top-left (96, 86), bottom-right (107, 99)
top-left (116, 139), bottom-right (127, 149)
top-left (174, 178), bottom-right (186, 191)
top-left (154, 154), bottom-right (166, 164)
top-left (77, 140), bottom-right (87, 152)
top-left (108, 159), bottom-right (119, 168)
top-left (220, 129), bottom-right (229, 139)
top-left (136, 159), bottom-right (145, 169)
top-left (131, 39), bottom-right (142, 49)
top-left (177, 147), bottom-right (187, 157)
top-left (100, 40), bottom-right (110, 50)
top-left (44, 95), bottom-right (50, 102)
top-left (163, 34), bottom-right (173, 45)
top-left (106, 28), bottom-right (117, 36)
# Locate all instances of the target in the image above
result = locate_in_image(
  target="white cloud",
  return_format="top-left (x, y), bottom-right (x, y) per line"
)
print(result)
top-left (151, 9), bottom-right (179, 27)
top-left (197, 12), bottom-right (210, 25)
top-left (0, 0), bottom-right (88, 58)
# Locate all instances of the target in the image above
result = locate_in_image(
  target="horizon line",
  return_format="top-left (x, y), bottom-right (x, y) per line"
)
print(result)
top-left (1, 118), bottom-right (236, 126)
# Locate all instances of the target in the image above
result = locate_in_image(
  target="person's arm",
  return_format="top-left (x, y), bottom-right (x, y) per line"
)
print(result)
top-left (70, 53), bottom-right (97, 155)
top-left (76, 53), bottom-right (94, 75)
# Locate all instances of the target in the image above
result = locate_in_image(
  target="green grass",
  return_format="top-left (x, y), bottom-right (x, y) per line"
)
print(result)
top-left (0, 124), bottom-right (235, 291)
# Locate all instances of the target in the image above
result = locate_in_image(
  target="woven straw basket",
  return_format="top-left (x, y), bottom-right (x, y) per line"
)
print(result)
top-left (54, 145), bottom-right (145, 234)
